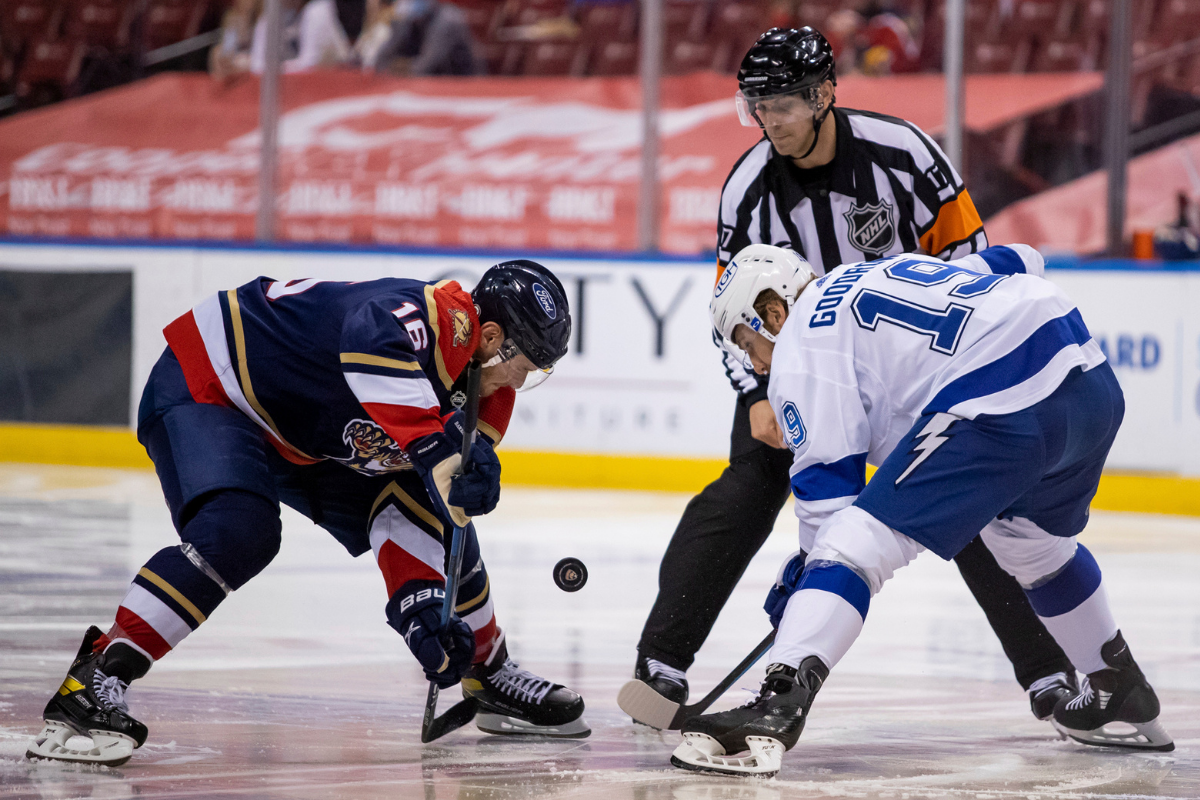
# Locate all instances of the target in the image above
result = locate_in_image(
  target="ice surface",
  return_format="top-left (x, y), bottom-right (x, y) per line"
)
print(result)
top-left (1, 463), bottom-right (1197, 799)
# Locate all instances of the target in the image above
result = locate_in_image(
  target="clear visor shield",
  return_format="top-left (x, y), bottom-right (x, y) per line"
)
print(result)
top-left (482, 339), bottom-right (555, 392)
top-left (735, 88), bottom-right (818, 128)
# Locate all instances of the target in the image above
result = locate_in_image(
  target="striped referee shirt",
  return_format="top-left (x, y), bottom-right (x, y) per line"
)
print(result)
top-left (716, 106), bottom-right (988, 405)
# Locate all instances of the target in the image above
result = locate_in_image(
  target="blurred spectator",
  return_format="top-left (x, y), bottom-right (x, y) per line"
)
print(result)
top-left (250, 0), bottom-right (353, 74)
top-left (373, 0), bottom-right (484, 76)
top-left (357, 0), bottom-right (397, 70)
top-left (210, 0), bottom-right (261, 81)
top-left (861, 12), bottom-right (919, 73)
top-left (1154, 192), bottom-right (1200, 260)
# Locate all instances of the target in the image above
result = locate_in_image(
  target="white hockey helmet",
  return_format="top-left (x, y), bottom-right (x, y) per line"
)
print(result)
top-left (711, 244), bottom-right (817, 347)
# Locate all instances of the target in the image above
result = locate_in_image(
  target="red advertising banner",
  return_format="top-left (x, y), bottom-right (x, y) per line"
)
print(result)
top-left (0, 71), bottom-right (760, 254)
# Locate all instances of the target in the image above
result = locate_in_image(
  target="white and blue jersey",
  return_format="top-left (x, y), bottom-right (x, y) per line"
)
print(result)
top-left (767, 244), bottom-right (1106, 552)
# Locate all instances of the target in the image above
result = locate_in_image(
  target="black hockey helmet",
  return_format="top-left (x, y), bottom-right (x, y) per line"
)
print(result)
top-left (737, 27), bottom-right (837, 100)
top-left (473, 260), bottom-right (571, 372)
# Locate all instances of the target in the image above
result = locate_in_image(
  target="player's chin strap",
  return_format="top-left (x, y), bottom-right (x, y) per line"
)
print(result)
top-left (794, 102), bottom-right (832, 161)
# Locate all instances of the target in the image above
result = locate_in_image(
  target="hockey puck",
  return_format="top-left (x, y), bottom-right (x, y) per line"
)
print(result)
top-left (553, 557), bottom-right (588, 592)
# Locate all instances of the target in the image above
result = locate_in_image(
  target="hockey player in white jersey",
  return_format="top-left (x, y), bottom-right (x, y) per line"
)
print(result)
top-left (671, 243), bottom-right (1172, 776)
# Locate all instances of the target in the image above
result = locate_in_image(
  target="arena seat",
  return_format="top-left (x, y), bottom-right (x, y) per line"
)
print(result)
top-left (1001, 0), bottom-right (1074, 41)
top-left (665, 38), bottom-right (717, 73)
top-left (1030, 39), bottom-right (1092, 72)
top-left (1152, 0), bottom-right (1200, 44)
top-left (587, 39), bottom-right (637, 75)
top-left (141, 0), bottom-right (208, 51)
top-left (63, 0), bottom-right (135, 50)
top-left (523, 39), bottom-right (582, 75)
top-left (477, 40), bottom-right (523, 75)
top-left (663, 0), bottom-right (709, 46)
top-left (15, 35), bottom-right (84, 98)
top-left (576, 2), bottom-right (637, 45)
top-left (1, 0), bottom-right (64, 51)
top-left (968, 40), bottom-right (1032, 73)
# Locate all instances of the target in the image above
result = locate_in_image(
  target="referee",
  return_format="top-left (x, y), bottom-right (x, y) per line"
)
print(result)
top-left (633, 27), bottom-right (1077, 721)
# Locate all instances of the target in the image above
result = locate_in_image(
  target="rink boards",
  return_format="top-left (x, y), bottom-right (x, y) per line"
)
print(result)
top-left (1, 239), bottom-right (1199, 488)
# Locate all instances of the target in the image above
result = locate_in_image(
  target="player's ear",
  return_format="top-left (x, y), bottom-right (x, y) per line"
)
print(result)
top-left (475, 321), bottom-right (505, 361)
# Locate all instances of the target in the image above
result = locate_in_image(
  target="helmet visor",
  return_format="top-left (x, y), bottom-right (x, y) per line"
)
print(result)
top-left (482, 339), bottom-right (556, 392)
top-left (735, 88), bottom-right (818, 128)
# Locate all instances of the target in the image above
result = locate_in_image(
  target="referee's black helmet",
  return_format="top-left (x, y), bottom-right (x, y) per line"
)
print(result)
top-left (737, 27), bottom-right (836, 99)
top-left (473, 260), bottom-right (571, 370)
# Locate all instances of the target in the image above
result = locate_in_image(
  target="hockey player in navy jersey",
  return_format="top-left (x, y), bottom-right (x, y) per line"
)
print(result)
top-left (669, 244), bottom-right (1172, 776)
top-left (27, 260), bottom-right (588, 767)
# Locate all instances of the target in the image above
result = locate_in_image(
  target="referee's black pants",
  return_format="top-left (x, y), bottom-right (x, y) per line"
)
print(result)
top-left (636, 401), bottom-right (1075, 691)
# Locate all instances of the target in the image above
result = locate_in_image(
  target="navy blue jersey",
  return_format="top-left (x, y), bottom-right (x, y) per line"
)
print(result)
top-left (164, 277), bottom-right (513, 473)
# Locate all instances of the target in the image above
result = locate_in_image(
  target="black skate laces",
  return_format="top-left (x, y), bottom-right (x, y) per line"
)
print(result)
top-left (92, 670), bottom-right (130, 713)
top-left (1064, 674), bottom-right (1115, 711)
top-left (492, 659), bottom-right (554, 705)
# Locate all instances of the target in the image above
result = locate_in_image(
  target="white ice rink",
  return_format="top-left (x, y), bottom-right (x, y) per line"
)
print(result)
top-left (1, 463), bottom-right (1198, 799)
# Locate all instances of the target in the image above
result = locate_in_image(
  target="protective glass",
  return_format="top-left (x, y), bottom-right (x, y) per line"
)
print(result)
top-left (734, 88), bottom-right (818, 128)
top-left (482, 339), bottom-right (555, 392)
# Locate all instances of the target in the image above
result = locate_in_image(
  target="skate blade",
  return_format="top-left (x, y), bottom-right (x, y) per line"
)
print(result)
top-left (1052, 718), bottom-right (1175, 752)
top-left (617, 680), bottom-right (679, 730)
top-left (26, 721), bottom-right (136, 767)
top-left (475, 712), bottom-right (591, 738)
top-left (670, 733), bottom-right (783, 777)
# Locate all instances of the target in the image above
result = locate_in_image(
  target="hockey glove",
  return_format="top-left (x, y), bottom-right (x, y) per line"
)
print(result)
top-left (387, 580), bottom-right (475, 689)
top-left (409, 413), bottom-right (472, 527)
top-left (764, 550), bottom-right (808, 629)
top-left (448, 436), bottom-right (500, 517)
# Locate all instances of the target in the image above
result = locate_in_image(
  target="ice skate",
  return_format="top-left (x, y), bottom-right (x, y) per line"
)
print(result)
top-left (1028, 670), bottom-right (1077, 721)
top-left (1052, 631), bottom-right (1173, 751)
top-left (671, 657), bottom-right (828, 777)
top-left (462, 638), bottom-right (589, 738)
top-left (26, 627), bottom-right (149, 767)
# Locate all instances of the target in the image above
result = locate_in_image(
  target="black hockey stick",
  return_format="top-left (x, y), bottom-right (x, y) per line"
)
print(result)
top-left (617, 630), bottom-right (776, 730)
top-left (421, 361), bottom-right (482, 744)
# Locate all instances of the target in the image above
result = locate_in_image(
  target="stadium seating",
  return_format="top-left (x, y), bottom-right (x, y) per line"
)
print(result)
top-left (141, 0), bottom-right (209, 52)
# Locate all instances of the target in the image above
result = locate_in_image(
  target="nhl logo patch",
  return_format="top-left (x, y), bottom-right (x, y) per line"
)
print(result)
top-left (843, 200), bottom-right (897, 254)
top-left (451, 390), bottom-right (467, 409)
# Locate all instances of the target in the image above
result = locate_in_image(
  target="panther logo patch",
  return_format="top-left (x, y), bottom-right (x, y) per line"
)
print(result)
top-left (334, 419), bottom-right (413, 474)
top-left (450, 307), bottom-right (472, 347)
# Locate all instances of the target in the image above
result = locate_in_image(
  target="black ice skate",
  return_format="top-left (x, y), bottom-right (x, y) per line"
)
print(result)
top-left (671, 657), bottom-right (828, 777)
top-left (26, 627), bottom-right (149, 767)
top-left (461, 639), bottom-right (589, 738)
top-left (1028, 670), bottom-right (1077, 721)
top-left (1052, 631), bottom-right (1173, 751)
top-left (626, 655), bottom-right (688, 727)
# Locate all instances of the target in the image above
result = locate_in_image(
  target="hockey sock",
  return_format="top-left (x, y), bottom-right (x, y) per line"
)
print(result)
top-left (1023, 544), bottom-right (1117, 675)
top-left (112, 545), bottom-right (229, 660)
top-left (101, 641), bottom-right (152, 684)
top-left (772, 562), bottom-right (869, 670)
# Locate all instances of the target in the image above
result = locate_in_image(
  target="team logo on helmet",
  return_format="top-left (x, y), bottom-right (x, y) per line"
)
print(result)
top-left (781, 401), bottom-right (807, 451)
top-left (714, 262), bottom-right (738, 297)
top-left (334, 419), bottom-right (413, 474)
top-left (843, 200), bottom-right (897, 254)
top-left (449, 307), bottom-right (472, 347)
top-left (532, 283), bottom-right (556, 319)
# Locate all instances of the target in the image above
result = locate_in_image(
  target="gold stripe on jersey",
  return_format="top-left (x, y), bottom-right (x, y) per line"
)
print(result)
top-left (370, 481), bottom-right (445, 539)
top-left (340, 352), bottom-right (422, 371)
top-left (225, 289), bottom-right (318, 463)
top-left (423, 280), bottom-right (455, 391)
top-left (920, 189), bottom-right (986, 257)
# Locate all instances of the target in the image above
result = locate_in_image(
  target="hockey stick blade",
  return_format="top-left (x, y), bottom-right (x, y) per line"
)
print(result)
top-left (421, 694), bottom-right (479, 743)
top-left (617, 630), bottom-right (776, 730)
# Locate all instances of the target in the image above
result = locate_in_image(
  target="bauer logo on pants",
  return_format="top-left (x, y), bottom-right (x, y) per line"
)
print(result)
top-left (781, 401), bottom-right (807, 450)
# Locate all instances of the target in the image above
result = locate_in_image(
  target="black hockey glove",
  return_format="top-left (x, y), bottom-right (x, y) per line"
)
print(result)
top-left (764, 550), bottom-right (807, 629)
top-left (449, 437), bottom-right (500, 517)
top-left (409, 412), bottom-right (502, 525)
top-left (387, 581), bottom-right (475, 689)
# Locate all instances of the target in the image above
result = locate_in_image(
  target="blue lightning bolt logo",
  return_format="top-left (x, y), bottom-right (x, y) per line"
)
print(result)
top-left (895, 413), bottom-right (957, 485)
